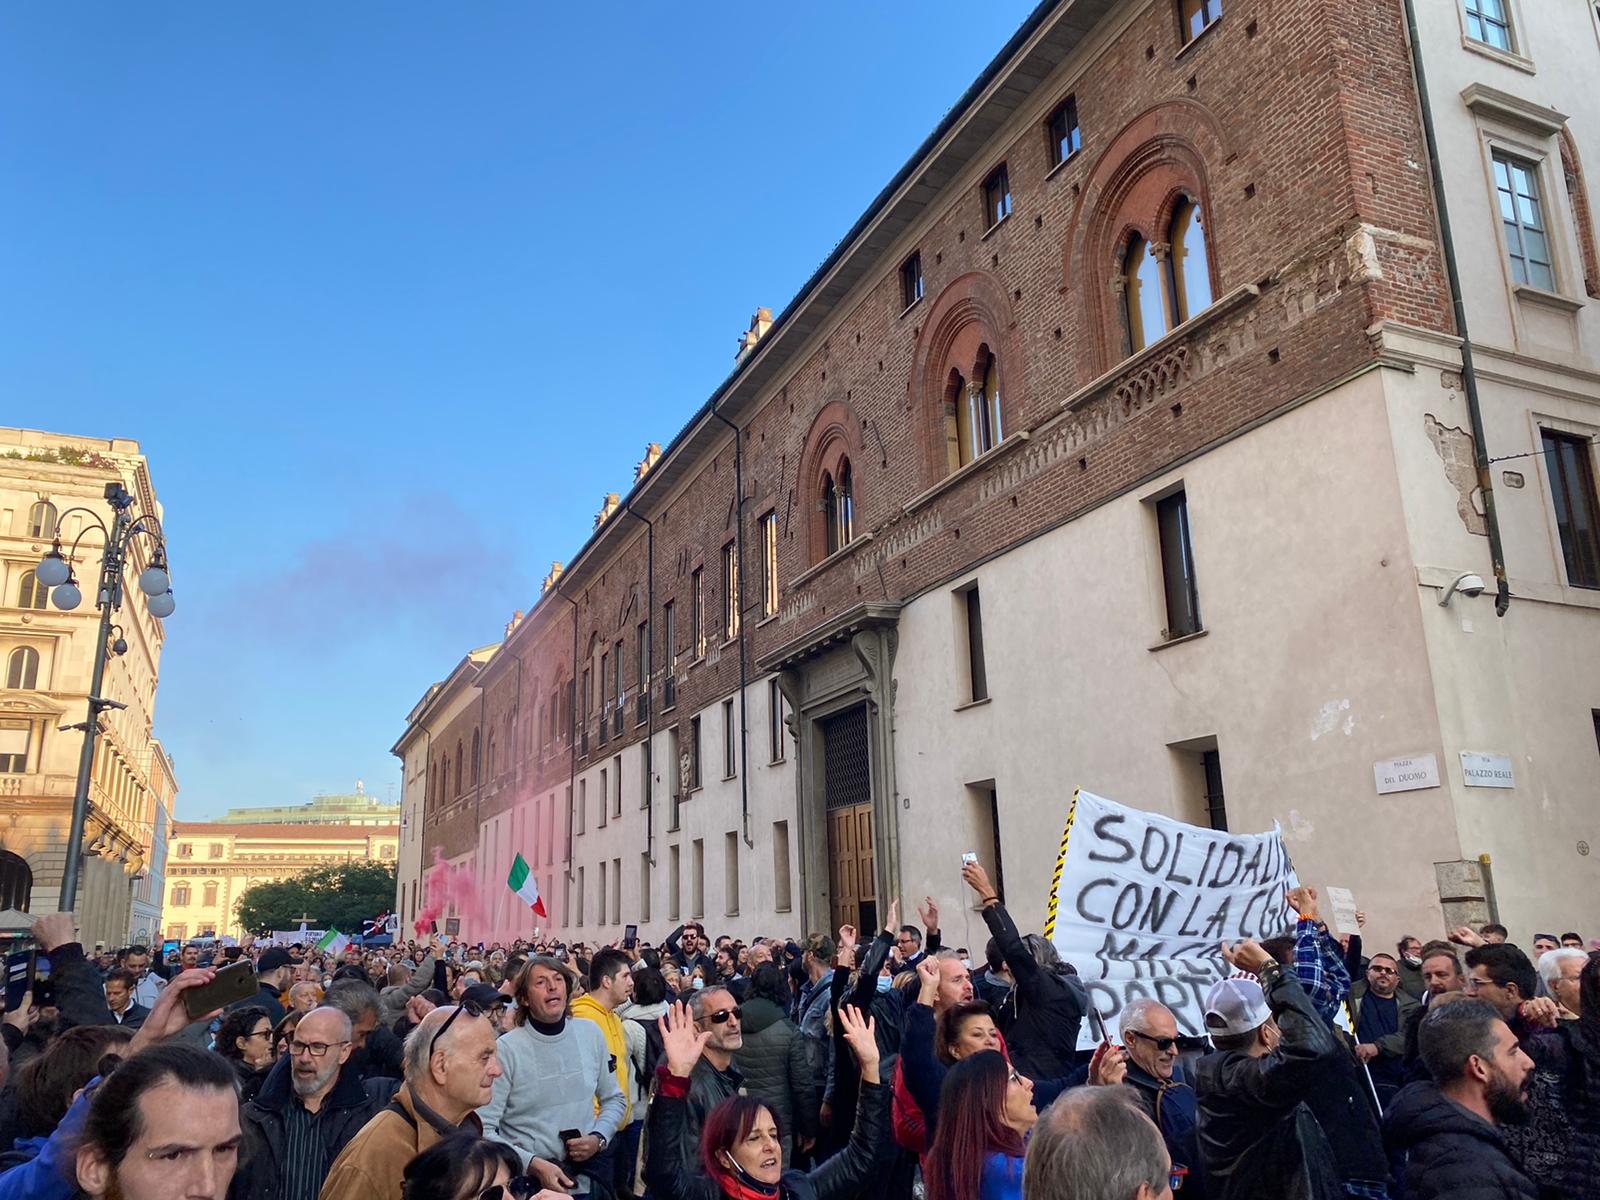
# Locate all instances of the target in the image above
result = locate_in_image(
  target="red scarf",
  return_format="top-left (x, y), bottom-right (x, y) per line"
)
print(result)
top-left (708, 1161), bottom-right (781, 1200)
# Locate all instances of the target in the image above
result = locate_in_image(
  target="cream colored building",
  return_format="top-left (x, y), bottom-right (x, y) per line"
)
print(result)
top-left (0, 429), bottom-right (176, 948)
top-left (164, 818), bottom-right (398, 942)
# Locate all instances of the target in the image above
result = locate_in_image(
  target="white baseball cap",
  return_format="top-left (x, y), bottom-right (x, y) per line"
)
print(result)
top-left (1204, 977), bottom-right (1271, 1037)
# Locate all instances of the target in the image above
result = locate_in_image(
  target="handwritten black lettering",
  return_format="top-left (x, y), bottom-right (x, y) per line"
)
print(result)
top-left (1075, 878), bottom-right (1113, 925)
top-left (1087, 814), bottom-right (1135, 864)
top-left (1164, 832), bottom-right (1194, 885)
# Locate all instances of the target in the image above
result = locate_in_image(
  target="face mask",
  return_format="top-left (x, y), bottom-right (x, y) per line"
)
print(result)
top-left (876, 975), bottom-right (893, 994)
top-left (961, 959), bottom-right (973, 971)
top-left (1404, 956), bottom-right (1421, 967)
top-left (691, 977), bottom-right (705, 990)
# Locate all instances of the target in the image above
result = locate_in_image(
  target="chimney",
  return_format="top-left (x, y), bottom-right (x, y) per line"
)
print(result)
top-left (735, 306), bottom-right (774, 362)
top-left (541, 562), bottom-right (564, 593)
top-left (593, 492), bottom-right (621, 528)
top-left (504, 609), bottom-right (524, 638)
top-left (634, 442), bottom-right (663, 482)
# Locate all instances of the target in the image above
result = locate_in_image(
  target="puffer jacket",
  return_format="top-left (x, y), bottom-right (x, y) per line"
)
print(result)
top-left (736, 997), bottom-right (818, 1163)
top-left (1384, 1080), bottom-right (1537, 1200)
top-left (978, 901), bottom-right (1085, 1079)
top-left (645, 1068), bottom-right (886, 1200)
top-left (1193, 966), bottom-right (1342, 1200)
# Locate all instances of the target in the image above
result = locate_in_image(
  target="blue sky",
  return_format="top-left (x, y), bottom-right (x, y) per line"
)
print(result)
top-left (0, 3), bottom-right (1035, 819)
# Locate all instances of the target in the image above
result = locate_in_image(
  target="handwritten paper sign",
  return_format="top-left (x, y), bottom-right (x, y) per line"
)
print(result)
top-left (1324, 886), bottom-right (1360, 937)
top-left (1045, 790), bottom-right (1298, 1049)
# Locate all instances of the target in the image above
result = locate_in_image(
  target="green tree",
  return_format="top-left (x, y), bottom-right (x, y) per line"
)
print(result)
top-left (234, 861), bottom-right (397, 936)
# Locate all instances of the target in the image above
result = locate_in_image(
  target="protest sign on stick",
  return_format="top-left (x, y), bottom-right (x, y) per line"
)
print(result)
top-left (1044, 789), bottom-right (1298, 1048)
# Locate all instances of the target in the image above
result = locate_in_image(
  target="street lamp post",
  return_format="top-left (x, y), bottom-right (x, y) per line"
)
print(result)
top-left (35, 481), bottom-right (176, 911)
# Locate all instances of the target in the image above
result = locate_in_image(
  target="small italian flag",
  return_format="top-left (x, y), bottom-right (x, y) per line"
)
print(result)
top-left (508, 852), bottom-right (548, 919)
top-left (317, 927), bottom-right (350, 956)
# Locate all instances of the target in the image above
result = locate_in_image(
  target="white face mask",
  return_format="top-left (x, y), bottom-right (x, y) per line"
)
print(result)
top-left (961, 959), bottom-right (973, 971)
top-left (691, 976), bottom-right (705, 990)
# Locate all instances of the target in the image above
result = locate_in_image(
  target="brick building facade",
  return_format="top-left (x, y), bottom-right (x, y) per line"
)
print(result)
top-left (396, 0), bottom-right (1600, 962)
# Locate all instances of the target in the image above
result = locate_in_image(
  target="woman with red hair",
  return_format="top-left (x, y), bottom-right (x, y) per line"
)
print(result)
top-left (922, 1050), bottom-right (1036, 1200)
top-left (644, 1000), bottom-right (885, 1200)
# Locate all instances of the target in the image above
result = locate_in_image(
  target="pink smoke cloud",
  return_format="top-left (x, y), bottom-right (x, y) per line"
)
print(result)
top-left (414, 849), bottom-right (486, 936)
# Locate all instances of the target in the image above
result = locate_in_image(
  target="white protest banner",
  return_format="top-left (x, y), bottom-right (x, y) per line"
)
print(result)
top-left (1044, 789), bottom-right (1298, 1048)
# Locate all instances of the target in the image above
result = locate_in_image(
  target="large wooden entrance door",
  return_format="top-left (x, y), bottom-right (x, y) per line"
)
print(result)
top-left (822, 706), bottom-right (876, 933)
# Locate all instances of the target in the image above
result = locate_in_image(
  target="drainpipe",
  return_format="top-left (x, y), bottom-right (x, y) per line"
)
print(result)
top-left (622, 499), bottom-right (657, 865)
top-left (556, 584), bottom-right (579, 885)
top-left (709, 405), bottom-right (754, 848)
top-left (1404, 0), bottom-right (1511, 616)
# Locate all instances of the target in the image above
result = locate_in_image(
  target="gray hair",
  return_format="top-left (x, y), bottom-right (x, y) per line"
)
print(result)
top-left (1022, 1087), bottom-right (1167, 1200)
top-left (688, 985), bottom-right (735, 1023)
top-left (322, 979), bottom-right (380, 1022)
top-left (1537, 947), bottom-right (1587, 987)
top-left (1118, 998), bottom-right (1173, 1040)
top-left (404, 1005), bottom-right (469, 1078)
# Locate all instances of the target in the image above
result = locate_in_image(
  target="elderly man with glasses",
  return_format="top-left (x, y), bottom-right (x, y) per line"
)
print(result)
top-left (1117, 997), bottom-right (1203, 1193)
top-left (1350, 952), bottom-right (1420, 1107)
top-left (322, 1000), bottom-right (504, 1200)
top-left (678, 984), bottom-right (747, 1168)
top-left (233, 1005), bottom-right (395, 1200)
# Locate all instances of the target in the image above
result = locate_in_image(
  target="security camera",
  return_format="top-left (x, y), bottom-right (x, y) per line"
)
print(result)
top-left (1439, 572), bottom-right (1488, 607)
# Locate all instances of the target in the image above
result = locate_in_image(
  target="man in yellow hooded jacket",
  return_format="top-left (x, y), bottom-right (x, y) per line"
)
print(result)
top-left (572, 947), bottom-right (637, 1190)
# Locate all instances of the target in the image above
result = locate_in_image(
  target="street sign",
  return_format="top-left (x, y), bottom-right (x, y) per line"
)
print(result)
top-left (1460, 752), bottom-right (1515, 789)
top-left (1374, 753), bottom-right (1440, 795)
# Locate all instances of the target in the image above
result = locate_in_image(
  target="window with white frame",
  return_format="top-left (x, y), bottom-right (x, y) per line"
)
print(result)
top-left (1494, 153), bottom-right (1555, 291)
top-left (1464, 0), bottom-right (1514, 52)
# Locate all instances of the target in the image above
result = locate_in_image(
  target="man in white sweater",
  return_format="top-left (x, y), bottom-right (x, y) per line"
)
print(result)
top-left (480, 955), bottom-right (627, 1194)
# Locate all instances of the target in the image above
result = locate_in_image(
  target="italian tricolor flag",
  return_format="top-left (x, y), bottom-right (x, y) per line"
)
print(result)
top-left (508, 853), bottom-right (548, 918)
top-left (317, 927), bottom-right (350, 955)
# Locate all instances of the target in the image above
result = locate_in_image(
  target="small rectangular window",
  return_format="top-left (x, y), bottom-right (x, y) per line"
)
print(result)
top-left (691, 838), bottom-right (705, 920)
top-left (640, 852), bottom-right (653, 924)
top-left (578, 779), bottom-right (587, 834)
top-left (1464, 0), bottom-right (1513, 51)
top-left (725, 831), bottom-right (740, 916)
top-left (1495, 153), bottom-right (1555, 291)
top-left (1202, 749), bottom-right (1228, 831)
top-left (202, 882), bottom-right (218, 907)
top-left (636, 621), bottom-right (650, 724)
top-left (597, 860), bottom-right (607, 925)
top-left (721, 542), bottom-right (740, 641)
top-left (598, 769), bottom-right (608, 826)
top-left (689, 716), bottom-right (702, 789)
top-left (1180, 0), bottom-right (1223, 44)
top-left (612, 856), bottom-right (622, 923)
top-left (577, 865), bottom-right (586, 926)
top-left (964, 585), bottom-right (989, 702)
top-left (722, 699), bottom-right (737, 778)
top-left (640, 740), bottom-right (651, 809)
top-left (773, 820), bottom-right (792, 913)
top-left (1047, 97), bottom-right (1081, 167)
top-left (900, 251), bottom-right (924, 309)
top-left (1543, 431), bottom-right (1600, 588)
top-left (663, 601), bottom-right (677, 708)
top-left (1156, 490), bottom-right (1203, 639)
top-left (0, 721), bottom-right (31, 774)
top-left (982, 164), bottom-right (1012, 229)
top-left (613, 754), bottom-right (623, 817)
top-left (768, 679), bottom-right (786, 763)
top-left (759, 510), bottom-right (780, 617)
top-left (668, 843), bottom-right (681, 921)
top-left (691, 568), bottom-right (705, 658)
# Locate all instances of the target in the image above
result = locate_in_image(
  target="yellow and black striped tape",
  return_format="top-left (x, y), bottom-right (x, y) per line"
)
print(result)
top-left (1042, 788), bottom-right (1081, 939)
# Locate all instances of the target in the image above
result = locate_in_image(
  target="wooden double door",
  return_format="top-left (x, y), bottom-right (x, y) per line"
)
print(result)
top-left (822, 706), bottom-right (877, 934)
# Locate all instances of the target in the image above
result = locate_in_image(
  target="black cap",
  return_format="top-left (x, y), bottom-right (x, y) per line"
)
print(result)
top-left (257, 948), bottom-right (294, 972)
top-left (460, 982), bottom-right (511, 1009)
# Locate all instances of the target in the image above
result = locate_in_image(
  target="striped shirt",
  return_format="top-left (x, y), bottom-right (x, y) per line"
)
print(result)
top-left (279, 1098), bottom-right (326, 1200)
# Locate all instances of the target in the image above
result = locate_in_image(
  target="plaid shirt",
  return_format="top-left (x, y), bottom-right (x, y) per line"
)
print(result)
top-left (1292, 917), bottom-right (1351, 1022)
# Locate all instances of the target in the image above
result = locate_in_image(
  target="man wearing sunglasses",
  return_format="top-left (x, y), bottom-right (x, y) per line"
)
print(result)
top-left (679, 985), bottom-right (746, 1168)
top-left (1118, 999), bottom-right (1204, 1197)
top-left (321, 1001), bottom-right (502, 1200)
top-left (1350, 953), bottom-right (1420, 1108)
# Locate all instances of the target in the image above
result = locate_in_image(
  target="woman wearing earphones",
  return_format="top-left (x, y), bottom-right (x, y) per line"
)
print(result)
top-left (644, 999), bottom-right (886, 1200)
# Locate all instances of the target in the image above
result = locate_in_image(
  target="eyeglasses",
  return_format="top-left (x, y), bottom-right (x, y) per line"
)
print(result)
top-left (1126, 1029), bottom-right (1178, 1052)
top-left (1369, 966), bottom-right (1398, 977)
top-left (243, 1028), bottom-right (273, 1041)
top-left (289, 1039), bottom-right (350, 1058)
top-left (429, 998), bottom-right (485, 1060)
top-left (703, 1005), bottom-right (742, 1026)
top-left (1007, 1066), bottom-right (1026, 1085)
top-left (479, 1178), bottom-right (540, 1200)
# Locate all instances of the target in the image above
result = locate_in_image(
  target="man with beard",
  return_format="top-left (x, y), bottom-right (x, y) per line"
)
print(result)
top-left (232, 1006), bottom-right (392, 1200)
top-left (1384, 998), bottom-right (1537, 1199)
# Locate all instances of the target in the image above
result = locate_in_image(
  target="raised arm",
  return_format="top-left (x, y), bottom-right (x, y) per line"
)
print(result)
top-left (809, 1007), bottom-right (888, 1200)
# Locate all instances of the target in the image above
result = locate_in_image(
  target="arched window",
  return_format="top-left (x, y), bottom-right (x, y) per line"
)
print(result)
top-left (486, 733), bottom-right (496, 780)
top-left (823, 460), bottom-right (855, 556)
top-left (1123, 235), bottom-right (1170, 353)
top-left (16, 571), bottom-right (48, 611)
top-left (953, 354), bottom-right (1004, 466)
top-left (471, 729), bottom-right (481, 785)
top-left (27, 502), bottom-right (57, 540)
top-left (454, 743), bottom-right (464, 797)
top-left (0, 850), bottom-right (31, 911)
top-left (1168, 198), bottom-right (1213, 323)
top-left (6, 647), bottom-right (40, 690)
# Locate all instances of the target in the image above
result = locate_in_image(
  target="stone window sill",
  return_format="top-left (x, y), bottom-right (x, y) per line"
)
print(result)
top-left (1461, 36), bottom-right (1536, 76)
top-left (1513, 284), bottom-right (1584, 314)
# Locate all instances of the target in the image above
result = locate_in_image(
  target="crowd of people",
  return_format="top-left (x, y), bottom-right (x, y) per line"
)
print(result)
top-left (0, 865), bottom-right (1596, 1200)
